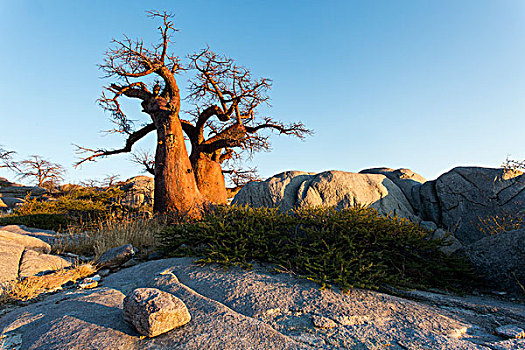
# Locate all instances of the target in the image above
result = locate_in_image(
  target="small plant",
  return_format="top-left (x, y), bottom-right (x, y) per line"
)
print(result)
top-left (477, 211), bottom-right (525, 235)
top-left (502, 156), bottom-right (525, 171)
top-left (159, 205), bottom-right (477, 291)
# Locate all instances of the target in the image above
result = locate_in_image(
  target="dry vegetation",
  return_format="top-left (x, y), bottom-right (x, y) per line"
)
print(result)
top-left (0, 264), bottom-right (96, 305)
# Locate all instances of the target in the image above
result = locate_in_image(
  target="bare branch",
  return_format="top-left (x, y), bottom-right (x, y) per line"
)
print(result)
top-left (16, 155), bottom-right (65, 188)
top-left (75, 123), bottom-right (156, 166)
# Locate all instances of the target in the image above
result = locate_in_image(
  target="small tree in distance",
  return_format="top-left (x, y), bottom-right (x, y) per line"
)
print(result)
top-left (0, 146), bottom-right (19, 171)
top-left (17, 155), bottom-right (65, 189)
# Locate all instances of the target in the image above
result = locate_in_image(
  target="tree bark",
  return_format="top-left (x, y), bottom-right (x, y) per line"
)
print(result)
top-left (192, 153), bottom-right (228, 204)
top-left (152, 106), bottom-right (205, 217)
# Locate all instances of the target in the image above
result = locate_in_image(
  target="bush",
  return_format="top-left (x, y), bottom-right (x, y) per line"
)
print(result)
top-left (0, 213), bottom-right (75, 231)
top-left (159, 205), bottom-right (476, 291)
top-left (2, 186), bottom-right (144, 231)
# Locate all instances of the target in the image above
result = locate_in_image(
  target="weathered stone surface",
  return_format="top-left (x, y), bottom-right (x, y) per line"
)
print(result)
top-left (495, 324), bottom-right (525, 339)
top-left (0, 229), bottom-right (51, 254)
top-left (360, 167), bottom-right (426, 211)
top-left (0, 185), bottom-right (46, 198)
top-left (462, 228), bottom-right (525, 294)
top-left (0, 240), bottom-right (24, 283)
top-left (123, 288), bottom-right (191, 337)
top-left (232, 171), bottom-right (315, 211)
top-left (18, 250), bottom-right (72, 279)
top-left (0, 225), bottom-right (60, 246)
top-left (95, 244), bottom-right (136, 269)
top-left (431, 228), bottom-right (463, 256)
top-left (418, 167), bottom-right (525, 244)
top-left (2, 258), bottom-right (523, 349)
top-left (0, 197), bottom-right (25, 210)
top-left (296, 171), bottom-right (417, 219)
top-left (234, 170), bottom-right (417, 220)
top-left (119, 176), bottom-right (154, 208)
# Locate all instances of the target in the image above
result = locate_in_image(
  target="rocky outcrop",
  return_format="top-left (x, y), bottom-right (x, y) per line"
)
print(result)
top-left (417, 167), bottom-right (525, 245)
top-left (233, 170), bottom-right (417, 220)
top-left (462, 228), bottom-right (525, 294)
top-left (1, 258), bottom-right (523, 349)
top-left (0, 179), bottom-right (47, 211)
top-left (123, 288), bottom-right (191, 337)
top-left (360, 167), bottom-right (426, 211)
top-left (119, 176), bottom-right (154, 208)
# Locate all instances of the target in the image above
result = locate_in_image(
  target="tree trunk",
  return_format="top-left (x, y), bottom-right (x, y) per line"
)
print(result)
top-left (192, 153), bottom-right (228, 204)
top-left (153, 112), bottom-right (205, 217)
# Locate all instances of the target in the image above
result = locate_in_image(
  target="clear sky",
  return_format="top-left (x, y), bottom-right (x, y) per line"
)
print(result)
top-left (1, 0), bottom-right (524, 185)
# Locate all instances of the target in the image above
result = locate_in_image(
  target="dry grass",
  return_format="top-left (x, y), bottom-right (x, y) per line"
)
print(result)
top-left (52, 215), bottom-right (166, 259)
top-left (0, 264), bottom-right (96, 305)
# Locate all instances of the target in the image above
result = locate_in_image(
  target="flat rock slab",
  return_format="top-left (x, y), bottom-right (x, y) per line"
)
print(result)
top-left (18, 250), bottom-right (72, 279)
top-left (0, 240), bottom-right (25, 284)
top-left (0, 229), bottom-right (50, 254)
top-left (0, 225), bottom-right (59, 246)
top-left (1, 258), bottom-right (524, 350)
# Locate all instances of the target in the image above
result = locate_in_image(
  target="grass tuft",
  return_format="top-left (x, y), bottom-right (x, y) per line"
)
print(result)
top-left (0, 264), bottom-right (96, 305)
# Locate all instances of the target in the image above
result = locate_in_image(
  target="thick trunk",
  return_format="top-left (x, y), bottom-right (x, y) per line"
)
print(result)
top-left (153, 112), bottom-right (205, 217)
top-left (192, 153), bottom-right (228, 204)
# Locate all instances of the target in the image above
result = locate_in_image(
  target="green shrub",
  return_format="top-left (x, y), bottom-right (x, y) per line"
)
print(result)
top-left (159, 205), bottom-right (476, 291)
top-left (2, 186), bottom-right (143, 231)
top-left (0, 213), bottom-right (75, 231)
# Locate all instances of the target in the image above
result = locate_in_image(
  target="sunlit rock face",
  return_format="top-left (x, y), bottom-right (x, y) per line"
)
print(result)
top-left (234, 167), bottom-right (525, 245)
top-left (233, 170), bottom-right (418, 220)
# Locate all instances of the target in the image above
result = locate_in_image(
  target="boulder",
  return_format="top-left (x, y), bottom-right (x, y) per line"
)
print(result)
top-left (232, 171), bottom-right (315, 211)
top-left (233, 170), bottom-right (417, 220)
top-left (359, 167), bottom-right (426, 211)
top-left (0, 196), bottom-right (25, 209)
top-left (296, 171), bottom-right (417, 219)
top-left (119, 176), bottom-right (154, 208)
top-left (123, 288), bottom-right (191, 337)
top-left (462, 228), bottom-right (525, 294)
top-left (417, 167), bottom-right (525, 244)
top-left (95, 244), bottom-right (136, 269)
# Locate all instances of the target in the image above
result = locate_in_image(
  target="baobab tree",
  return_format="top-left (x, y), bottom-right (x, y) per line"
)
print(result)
top-left (17, 155), bottom-right (65, 189)
top-left (76, 11), bottom-right (310, 214)
top-left (76, 11), bottom-right (206, 216)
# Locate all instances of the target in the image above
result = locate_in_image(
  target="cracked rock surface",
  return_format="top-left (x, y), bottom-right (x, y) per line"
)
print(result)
top-left (1, 258), bottom-right (523, 349)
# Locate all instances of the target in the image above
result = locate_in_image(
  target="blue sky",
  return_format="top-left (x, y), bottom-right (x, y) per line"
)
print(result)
top-left (1, 0), bottom-right (524, 185)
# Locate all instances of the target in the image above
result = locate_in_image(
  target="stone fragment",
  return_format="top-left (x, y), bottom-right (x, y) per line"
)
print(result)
top-left (495, 325), bottom-right (525, 339)
top-left (431, 229), bottom-right (463, 256)
top-left (98, 269), bottom-right (111, 277)
top-left (95, 244), bottom-right (136, 269)
top-left (123, 287), bottom-right (191, 337)
top-left (121, 258), bottom-right (138, 268)
top-left (312, 315), bottom-right (338, 329)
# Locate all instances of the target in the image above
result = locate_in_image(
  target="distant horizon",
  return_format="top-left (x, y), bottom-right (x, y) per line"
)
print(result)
top-left (1, 1), bottom-right (524, 186)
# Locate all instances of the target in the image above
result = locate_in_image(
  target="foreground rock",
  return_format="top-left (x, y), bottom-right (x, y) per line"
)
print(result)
top-left (0, 226), bottom-right (71, 283)
top-left (233, 170), bottom-right (418, 220)
top-left (123, 288), bottom-right (191, 337)
top-left (1, 258), bottom-right (523, 349)
top-left (95, 244), bottom-right (136, 270)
